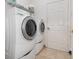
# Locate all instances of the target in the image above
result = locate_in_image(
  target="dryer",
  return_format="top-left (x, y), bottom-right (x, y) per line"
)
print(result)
top-left (5, 4), bottom-right (37, 59)
top-left (33, 19), bottom-right (45, 55)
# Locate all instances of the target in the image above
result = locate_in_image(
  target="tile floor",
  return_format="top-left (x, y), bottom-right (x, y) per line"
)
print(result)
top-left (36, 48), bottom-right (72, 59)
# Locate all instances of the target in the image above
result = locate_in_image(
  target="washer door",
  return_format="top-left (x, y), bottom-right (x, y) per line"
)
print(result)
top-left (40, 22), bottom-right (45, 33)
top-left (21, 16), bottom-right (37, 40)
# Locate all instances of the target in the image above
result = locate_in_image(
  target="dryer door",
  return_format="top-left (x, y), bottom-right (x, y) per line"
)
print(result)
top-left (21, 16), bottom-right (37, 40)
top-left (40, 22), bottom-right (45, 33)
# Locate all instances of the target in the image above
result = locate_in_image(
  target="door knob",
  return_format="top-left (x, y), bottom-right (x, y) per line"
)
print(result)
top-left (71, 30), bottom-right (73, 33)
top-left (47, 27), bottom-right (50, 30)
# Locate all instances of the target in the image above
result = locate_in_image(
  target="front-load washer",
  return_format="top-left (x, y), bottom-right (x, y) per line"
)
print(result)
top-left (5, 4), bottom-right (37, 59)
top-left (17, 16), bottom-right (37, 59)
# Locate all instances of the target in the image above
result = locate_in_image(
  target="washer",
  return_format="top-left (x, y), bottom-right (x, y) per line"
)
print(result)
top-left (5, 5), bottom-right (37, 59)
top-left (15, 8), bottom-right (38, 59)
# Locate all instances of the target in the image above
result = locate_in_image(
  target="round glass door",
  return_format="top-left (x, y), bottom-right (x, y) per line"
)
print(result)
top-left (40, 22), bottom-right (45, 33)
top-left (26, 19), bottom-right (36, 37)
top-left (21, 16), bottom-right (37, 40)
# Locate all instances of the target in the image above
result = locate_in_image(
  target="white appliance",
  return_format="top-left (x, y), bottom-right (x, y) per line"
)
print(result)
top-left (33, 19), bottom-right (45, 55)
top-left (5, 3), bottom-right (38, 59)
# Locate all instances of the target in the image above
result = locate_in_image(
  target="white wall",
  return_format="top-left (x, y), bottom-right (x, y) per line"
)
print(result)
top-left (17, 0), bottom-right (31, 7)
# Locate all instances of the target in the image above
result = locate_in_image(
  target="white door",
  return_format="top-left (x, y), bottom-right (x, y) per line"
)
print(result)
top-left (46, 0), bottom-right (69, 51)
